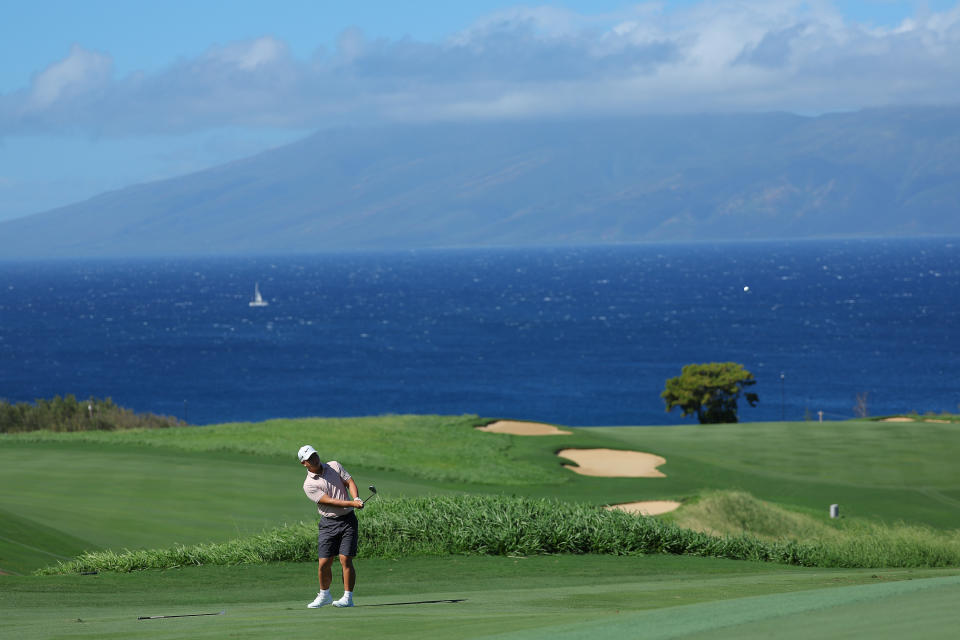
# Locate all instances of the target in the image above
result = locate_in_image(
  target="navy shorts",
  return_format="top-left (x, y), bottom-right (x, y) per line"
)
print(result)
top-left (317, 511), bottom-right (359, 558)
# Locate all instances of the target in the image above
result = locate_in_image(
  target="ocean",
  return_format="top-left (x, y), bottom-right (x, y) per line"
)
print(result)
top-left (1, 238), bottom-right (957, 426)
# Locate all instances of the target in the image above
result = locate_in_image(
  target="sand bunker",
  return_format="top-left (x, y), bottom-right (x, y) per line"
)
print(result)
top-left (476, 421), bottom-right (572, 436)
top-left (606, 501), bottom-right (682, 516)
top-left (558, 448), bottom-right (667, 478)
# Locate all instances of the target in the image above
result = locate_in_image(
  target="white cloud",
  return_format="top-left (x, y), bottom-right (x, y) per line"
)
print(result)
top-left (1, 1), bottom-right (959, 136)
top-left (27, 44), bottom-right (112, 109)
top-left (208, 36), bottom-right (288, 71)
top-left (336, 26), bottom-right (366, 62)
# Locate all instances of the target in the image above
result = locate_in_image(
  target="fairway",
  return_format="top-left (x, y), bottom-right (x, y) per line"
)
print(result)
top-left (3, 414), bottom-right (960, 638)
top-left (3, 556), bottom-right (960, 639)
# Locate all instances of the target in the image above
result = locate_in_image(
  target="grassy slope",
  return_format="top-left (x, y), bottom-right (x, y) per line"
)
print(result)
top-left (4, 416), bottom-right (960, 574)
top-left (0, 441), bottom-right (446, 575)
top-left (0, 415), bottom-right (565, 485)
top-left (0, 443), bottom-right (311, 573)
top-left (589, 420), bottom-right (960, 529)
top-left (8, 416), bottom-right (960, 519)
top-left (3, 556), bottom-right (960, 640)
top-left (0, 507), bottom-right (93, 575)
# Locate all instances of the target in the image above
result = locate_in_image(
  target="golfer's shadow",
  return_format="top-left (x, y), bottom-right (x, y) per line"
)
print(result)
top-left (358, 599), bottom-right (466, 607)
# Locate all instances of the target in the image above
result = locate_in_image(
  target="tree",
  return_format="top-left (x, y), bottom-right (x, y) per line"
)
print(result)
top-left (661, 362), bottom-right (759, 424)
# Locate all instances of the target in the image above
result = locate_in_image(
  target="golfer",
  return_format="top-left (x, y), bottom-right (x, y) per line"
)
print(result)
top-left (297, 444), bottom-right (364, 608)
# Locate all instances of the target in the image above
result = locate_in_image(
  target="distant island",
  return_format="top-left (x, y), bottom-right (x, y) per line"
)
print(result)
top-left (2, 105), bottom-right (958, 259)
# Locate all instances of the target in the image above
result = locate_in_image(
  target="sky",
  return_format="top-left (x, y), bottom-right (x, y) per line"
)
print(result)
top-left (1, 0), bottom-right (959, 223)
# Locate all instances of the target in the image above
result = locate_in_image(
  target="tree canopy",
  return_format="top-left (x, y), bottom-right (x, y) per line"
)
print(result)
top-left (661, 362), bottom-right (759, 424)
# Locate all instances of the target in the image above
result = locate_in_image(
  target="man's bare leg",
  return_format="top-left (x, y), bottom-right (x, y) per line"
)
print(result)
top-left (333, 555), bottom-right (356, 607)
top-left (307, 557), bottom-right (336, 608)
top-left (318, 556), bottom-right (335, 590)
top-left (340, 554), bottom-right (356, 591)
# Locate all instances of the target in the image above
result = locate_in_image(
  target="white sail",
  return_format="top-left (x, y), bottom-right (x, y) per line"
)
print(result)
top-left (249, 282), bottom-right (268, 307)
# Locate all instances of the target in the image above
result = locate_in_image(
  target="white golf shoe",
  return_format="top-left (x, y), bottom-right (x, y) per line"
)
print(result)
top-left (333, 593), bottom-right (354, 608)
top-left (307, 592), bottom-right (333, 608)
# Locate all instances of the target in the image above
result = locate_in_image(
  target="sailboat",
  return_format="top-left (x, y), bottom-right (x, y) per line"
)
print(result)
top-left (249, 282), bottom-right (269, 307)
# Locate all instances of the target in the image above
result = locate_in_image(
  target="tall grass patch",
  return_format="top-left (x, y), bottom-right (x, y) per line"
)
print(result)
top-left (674, 490), bottom-right (960, 568)
top-left (37, 495), bottom-right (960, 575)
top-left (673, 490), bottom-right (841, 540)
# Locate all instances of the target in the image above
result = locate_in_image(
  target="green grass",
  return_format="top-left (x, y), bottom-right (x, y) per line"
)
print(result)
top-left (4, 556), bottom-right (960, 640)
top-left (5, 414), bottom-right (960, 637)
top-left (589, 420), bottom-right (960, 491)
top-left (37, 496), bottom-right (811, 574)
top-left (672, 490), bottom-right (960, 568)
top-left (5, 416), bottom-right (960, 575)
top-left (588, 420), bottom-right (960, 529)
top-left (0, 441), bottom-right (313, 572)
top-left (8, 416), bottom-right (960, 526)
top-left (40, 494), bottom-right (960, 576)
top-left (1, 414), bottom-right (573, 485)
top-left (0, 507), bottom-right (94, 575)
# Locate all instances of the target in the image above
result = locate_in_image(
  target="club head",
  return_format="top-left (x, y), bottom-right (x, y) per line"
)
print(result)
top-left (368, 485), bottom-right (377, 494)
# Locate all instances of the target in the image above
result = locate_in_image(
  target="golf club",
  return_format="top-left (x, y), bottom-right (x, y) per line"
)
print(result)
top-left (138, 610), bottom-right (225, 620)
top-left (361, 485), bottom-right (378, 504)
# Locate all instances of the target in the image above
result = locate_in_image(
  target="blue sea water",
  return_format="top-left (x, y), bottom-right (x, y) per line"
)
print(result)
top-left (1, 238), bottom-right (957, 426)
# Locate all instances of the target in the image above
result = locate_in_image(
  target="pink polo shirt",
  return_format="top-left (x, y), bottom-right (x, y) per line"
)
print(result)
top-left (303, 460), bottom-right (354, 518)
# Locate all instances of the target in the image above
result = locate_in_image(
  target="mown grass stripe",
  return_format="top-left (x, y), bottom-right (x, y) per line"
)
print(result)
top-left (0, 533), bottom-right (73, 559)
top-left (487, 574), bottom-right (960, 640)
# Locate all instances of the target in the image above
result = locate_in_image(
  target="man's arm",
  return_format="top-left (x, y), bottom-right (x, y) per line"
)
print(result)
top-left (346, 477), bottom-right (360, 501)
top-left (316, 494), bottom-right (362, 508)
top-left (316, 478), bottom-right (363, 509)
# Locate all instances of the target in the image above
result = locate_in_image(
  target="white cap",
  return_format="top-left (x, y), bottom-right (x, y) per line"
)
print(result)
top-left (297, 445), bottom-right (318, 462)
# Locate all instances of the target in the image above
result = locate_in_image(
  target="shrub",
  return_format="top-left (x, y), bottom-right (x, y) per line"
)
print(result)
top-left (0, 395), bottom-right (183, 433)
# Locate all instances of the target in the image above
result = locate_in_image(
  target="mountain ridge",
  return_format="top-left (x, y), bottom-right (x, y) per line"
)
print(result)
top-left (2, 106), bottom-right (958, 258)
